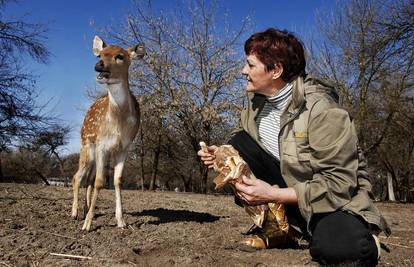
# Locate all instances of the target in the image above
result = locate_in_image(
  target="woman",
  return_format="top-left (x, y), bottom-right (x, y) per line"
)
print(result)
top-left (198, 28), bottom-right (390, 266)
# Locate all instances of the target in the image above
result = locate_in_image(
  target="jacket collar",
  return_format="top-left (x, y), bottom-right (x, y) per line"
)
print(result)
top-left (285, 75), bottom-right (339, 114)
top-left (288, 76), bottom-right (306, 114)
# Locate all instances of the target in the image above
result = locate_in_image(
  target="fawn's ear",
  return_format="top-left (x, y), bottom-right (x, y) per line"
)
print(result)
top-left (128, 44), bottom-right (145, 59)
top-left (93, 36), bottom-right (107, 56)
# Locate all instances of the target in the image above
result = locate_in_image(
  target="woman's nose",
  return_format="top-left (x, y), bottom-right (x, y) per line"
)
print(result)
top-left (242, 64), bottom-right (248, 75)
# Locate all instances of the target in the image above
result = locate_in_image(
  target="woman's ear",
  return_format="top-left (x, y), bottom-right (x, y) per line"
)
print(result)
top-left (272, 63), bottom-right (283, 80)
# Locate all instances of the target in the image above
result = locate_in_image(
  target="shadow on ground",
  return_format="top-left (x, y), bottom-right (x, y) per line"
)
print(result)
top-left (127, 208), bottom-right (226, 224)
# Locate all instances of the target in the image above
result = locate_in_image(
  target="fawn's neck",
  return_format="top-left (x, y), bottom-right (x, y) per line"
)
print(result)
top-left (107, 79), bottom-right (133, 115)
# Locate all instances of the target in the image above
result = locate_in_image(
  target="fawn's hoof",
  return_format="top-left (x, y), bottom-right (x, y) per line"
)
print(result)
top-left (82, 218), bottom-right (93, 231)
top-left (71, 210), bottom-right (78, 220)
top-left (117, 218), bottom-right (126, 228)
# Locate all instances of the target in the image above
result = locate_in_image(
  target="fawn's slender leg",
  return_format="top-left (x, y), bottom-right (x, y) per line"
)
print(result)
top-left (114, 152), bottom-right (127, 228)
top-left (86, 166), bottom-right (96, 208)
top-left (72, 147), bottom-right (93, 219)
top-left (83, 166), bottom-right (95, 219)
top-left (82, 150), bottom-right (107, 231)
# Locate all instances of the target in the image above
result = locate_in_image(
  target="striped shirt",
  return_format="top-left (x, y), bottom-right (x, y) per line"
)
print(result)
top-left (256, 83), bottom-right (293, 159)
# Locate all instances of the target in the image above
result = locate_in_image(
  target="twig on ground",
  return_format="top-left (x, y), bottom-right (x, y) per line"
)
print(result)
top-left (39, 230), bottom-right (78, 240)
top-left (0, 262), bottom-right (12, 267)
top-left (50, 253), bottom-right (92, 260)
top-left (384, 242), bottom-right (414, 249)
top-left (380, 236), bottom-right (400, 239)
top-left (128, 261), bottom-right (137, 266)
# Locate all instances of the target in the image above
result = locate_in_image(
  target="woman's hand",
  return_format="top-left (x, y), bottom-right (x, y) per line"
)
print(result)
top-left (234, 175), bottom-right (278, 205)
top-left (197, 145), bottom-right (218, 168)
top-left (234, 176), bottom-right (298, 205)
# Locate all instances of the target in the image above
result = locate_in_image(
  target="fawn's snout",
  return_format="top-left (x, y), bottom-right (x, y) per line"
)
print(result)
top-left (94, 60), bottom-right (106, 72)
top-left (95, 60), bottom-right (111, 80)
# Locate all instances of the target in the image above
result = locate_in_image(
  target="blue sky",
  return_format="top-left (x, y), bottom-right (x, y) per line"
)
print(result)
top-left (4, 0), bottom-right (334, 154)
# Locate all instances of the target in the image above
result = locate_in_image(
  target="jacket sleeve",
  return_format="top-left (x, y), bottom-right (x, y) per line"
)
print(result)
top-left (356, 144), bottom-right (375, 196)
top-left (293, 104), bottom-right (359, 224)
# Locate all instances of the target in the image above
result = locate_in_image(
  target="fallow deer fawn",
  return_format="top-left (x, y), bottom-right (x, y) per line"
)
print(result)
top-left (71, 36), bottom-right (145, 231)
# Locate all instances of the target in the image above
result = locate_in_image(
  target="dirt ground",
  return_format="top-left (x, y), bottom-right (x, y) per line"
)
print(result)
top-left (0, 183), bottom-right (413, 267)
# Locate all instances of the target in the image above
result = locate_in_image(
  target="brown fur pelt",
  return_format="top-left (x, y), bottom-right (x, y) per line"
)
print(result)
top-left (200, 142), bottom-right (288, 231)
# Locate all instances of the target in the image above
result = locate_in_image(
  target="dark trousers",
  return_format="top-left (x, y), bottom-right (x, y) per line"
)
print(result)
top-left (228, 131), bottom-right (378, 266)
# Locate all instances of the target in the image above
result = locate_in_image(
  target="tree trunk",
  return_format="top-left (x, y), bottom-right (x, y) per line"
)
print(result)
top-left (139, 127), bottom-right (145, 191)
top-left (105, 161), bottom-right (113, 189)
top-left (387, 172), bottom-right (396, 201)
top-left (199, 162), bottom-right (209, 194)
top-left (35, 170), bottom-right (50, 186)
top-left (379, 175), bottom-right (387, 201)
top-left (400, 175), bottom-right (409, 202)
top-left (0, 152), bottom-right (3, 182)
top-left (53, 152), bottom-right (67, 186)
top-left (180, 174), bottom-right (192, 192)
top-left (149, 133), bottom-right (162, 191)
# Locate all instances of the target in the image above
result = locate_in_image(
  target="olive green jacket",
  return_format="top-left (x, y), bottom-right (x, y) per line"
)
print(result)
top-left (239, 75), bottom-right (390, 236)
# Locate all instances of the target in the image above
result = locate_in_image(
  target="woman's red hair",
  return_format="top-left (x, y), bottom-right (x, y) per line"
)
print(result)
top-left (244, 28), bottom-right (306, 82)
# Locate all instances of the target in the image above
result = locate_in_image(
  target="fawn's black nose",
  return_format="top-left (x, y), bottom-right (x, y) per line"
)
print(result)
top-left (95, 60), bottom-right (105, 72)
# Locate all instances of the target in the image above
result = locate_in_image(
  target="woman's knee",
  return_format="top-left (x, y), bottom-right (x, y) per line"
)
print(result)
top-left (309, 211), bottom-right (378, 266)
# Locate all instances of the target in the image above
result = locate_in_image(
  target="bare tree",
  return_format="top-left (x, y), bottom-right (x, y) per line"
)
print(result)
top-left (103, 0), bottom-right (249, 193)
top-left (0, 0), bottom-right (54, 180)
top-left (2, 146), bottom-right (54, 185)
top-left (309, 0), bottom-right (414, 201)
top-left (32, 124), bottom-right (71, 180)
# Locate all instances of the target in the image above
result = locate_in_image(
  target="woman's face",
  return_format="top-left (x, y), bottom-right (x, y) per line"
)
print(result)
top-left (242, 54), bottom-right (275, 95)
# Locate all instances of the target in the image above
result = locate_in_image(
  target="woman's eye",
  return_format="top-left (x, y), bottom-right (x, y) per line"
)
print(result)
top-left (115, 54), bottom-right (124, 60)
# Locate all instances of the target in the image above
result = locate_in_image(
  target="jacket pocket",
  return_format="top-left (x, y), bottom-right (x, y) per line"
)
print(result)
top-left (283, 137), bottom-right (311, 161)
top-left (282, 138), bottom-right (313, 182)
top-left (295, 136), bottom-right (311, 162)
top-left (282, 138), bottom-right (297, 157)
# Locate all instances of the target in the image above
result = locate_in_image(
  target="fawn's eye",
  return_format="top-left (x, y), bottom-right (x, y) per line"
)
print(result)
top-left (115, 54), bottom-right (124, 61)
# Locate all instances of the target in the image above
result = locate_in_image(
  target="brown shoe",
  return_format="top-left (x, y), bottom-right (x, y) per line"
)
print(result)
top-left (240, 235), bottom-right (267, 249)
top-left (241, 230), bottom-right (290, 249)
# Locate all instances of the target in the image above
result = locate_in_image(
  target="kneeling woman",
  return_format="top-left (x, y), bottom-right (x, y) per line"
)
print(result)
top-left (198, 28), bottom-right (390, 266)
